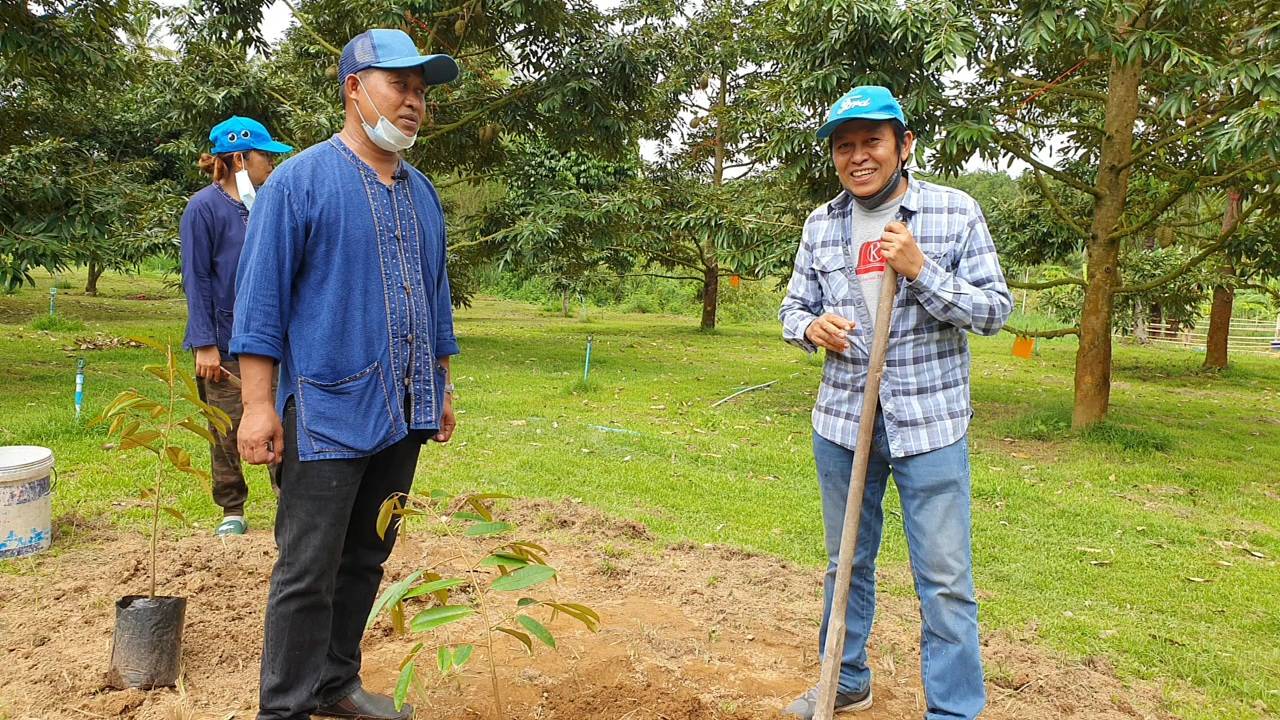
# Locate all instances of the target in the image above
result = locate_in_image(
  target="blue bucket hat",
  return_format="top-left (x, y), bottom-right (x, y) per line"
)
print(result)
top-left (209, 116), bottom-right (293, 155)
top-left (816, 86), bottom-right (906, 141)
top-left (338, 29), bottom-right (459, 86)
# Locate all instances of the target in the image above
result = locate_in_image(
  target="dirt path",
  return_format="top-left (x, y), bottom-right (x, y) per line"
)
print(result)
top-left (0, 502), bottom-right (1176, 719)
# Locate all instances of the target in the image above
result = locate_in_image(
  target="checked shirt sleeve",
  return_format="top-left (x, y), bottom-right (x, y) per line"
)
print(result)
top-left (779, 221), bottom-right (823, 353)
top-left (906, 203), bottom-right (1013, 336)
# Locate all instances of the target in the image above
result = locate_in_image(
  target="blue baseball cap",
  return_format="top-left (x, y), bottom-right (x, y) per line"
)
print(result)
top-left (209, 116), bottom-right (293, 155)
top-left (816, 86), bottom-right (906, 141)
top-left (339, 29), bottom-right (459, 86)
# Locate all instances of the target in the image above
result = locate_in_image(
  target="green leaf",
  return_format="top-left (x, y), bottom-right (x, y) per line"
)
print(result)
top-left (496, 626), bottom-right (533, 653)
top-left (465, 521), bottom-right (514, 537)
top-left (517, 597), bottom-right (539, 608)
top-left (451, 511), bottom-right (486, 522)
top-left (394, 661), bottom-right (414, 711)
top-left (179, 419), bottom-right (216, 444)
top-left (478, 552), bottom-right (529, 570)
top-left (517, 614), bottom-right (556, 648)
top-left (366, 570), bottom-right (424, 631)
top-left (452, 643), bottom-right (474, 669)
top-left (161, 506), bottom-right (186, 523)
top-left (409, 605), bottom-right (475, 633)
top-left (402, 577), bottom-right (466, 600)
top-left (437, 645), bottom-right (451, 673)
top-left (491, 564), bottom-right (557, 592)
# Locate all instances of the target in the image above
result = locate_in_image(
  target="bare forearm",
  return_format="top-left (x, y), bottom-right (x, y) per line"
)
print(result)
top-left (239, 354), bottom-right (276, 407)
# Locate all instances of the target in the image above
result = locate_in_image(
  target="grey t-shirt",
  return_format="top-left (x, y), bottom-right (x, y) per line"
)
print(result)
top-left (849, 199), bottom-right (900, 334)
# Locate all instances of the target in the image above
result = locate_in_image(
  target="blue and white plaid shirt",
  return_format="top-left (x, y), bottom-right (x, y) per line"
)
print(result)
top-left (780, 172), bottom-right (1012, 457)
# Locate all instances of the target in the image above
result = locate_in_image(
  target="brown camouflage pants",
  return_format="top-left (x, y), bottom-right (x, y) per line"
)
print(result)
top-left (195, 356), bottom-right (279, 517)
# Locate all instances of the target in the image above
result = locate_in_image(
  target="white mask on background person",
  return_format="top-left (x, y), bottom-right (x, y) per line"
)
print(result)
top-left (354, 76), bottom-right (417, 152)
top-left (234, 168), bottom-right (257, 212)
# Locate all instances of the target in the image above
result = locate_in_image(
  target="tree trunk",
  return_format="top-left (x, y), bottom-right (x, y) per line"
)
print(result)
top-left (1203, 192), bottom-right (1242, 369)
top-left (561, 289), bottom-right (570, 318)
top-left (1203, 280), bottom-right (1234, 369)
top-left (697, 68), bottom-right (729, 333)
top-left (85, 260), bottom-right (104, 296)
top-left (1134, 297), bottom-right (1149, 344)
top-left (1072, 51), bottom-right (1143, 429)
top-left (700, 262), bottom-right (719, 330)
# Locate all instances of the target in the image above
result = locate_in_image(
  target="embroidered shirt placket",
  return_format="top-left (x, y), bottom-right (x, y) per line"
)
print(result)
top-left (401, 187), bottom-right (437, 426)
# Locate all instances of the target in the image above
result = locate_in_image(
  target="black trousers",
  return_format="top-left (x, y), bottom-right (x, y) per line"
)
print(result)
top-left (257, 400), bottom-right (426, 720)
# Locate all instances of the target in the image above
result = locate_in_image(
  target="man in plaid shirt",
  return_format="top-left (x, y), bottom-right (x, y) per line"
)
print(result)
top-left (779, 86), bottom-right (1012, 720)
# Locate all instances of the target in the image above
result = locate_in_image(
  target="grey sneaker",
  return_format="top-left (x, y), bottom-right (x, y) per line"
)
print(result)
top-left (782, 685), bottom-right (873, 718)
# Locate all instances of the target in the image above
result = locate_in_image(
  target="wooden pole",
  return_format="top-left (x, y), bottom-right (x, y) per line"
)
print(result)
top-left (814, 264), bottom-right (898, 720)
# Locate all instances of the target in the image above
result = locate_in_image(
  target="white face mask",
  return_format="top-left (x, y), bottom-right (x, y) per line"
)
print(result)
top-left (234, 167), bottom-right (257, 212)
top-left (354, 76), bottom-right (417, 152)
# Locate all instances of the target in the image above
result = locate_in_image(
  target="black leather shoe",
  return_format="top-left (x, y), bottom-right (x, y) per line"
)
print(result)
top-left (315, 687), bottom-right (413, 720)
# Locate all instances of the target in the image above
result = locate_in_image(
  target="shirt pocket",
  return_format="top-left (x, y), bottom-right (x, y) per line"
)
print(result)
top-left (813, 251), bottom-right (855, 313)
top-left (296, 361), bottom-right (395, 454)
top-left (919, 240), bottom-right (957, 272)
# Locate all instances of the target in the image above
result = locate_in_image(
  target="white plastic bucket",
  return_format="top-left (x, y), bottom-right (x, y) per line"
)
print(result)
top-left (0, 446), bottom-right (55, 559)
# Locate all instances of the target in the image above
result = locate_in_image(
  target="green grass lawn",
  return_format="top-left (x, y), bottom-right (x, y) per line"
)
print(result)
top-left (2, 269), bottom-right (1278, 719)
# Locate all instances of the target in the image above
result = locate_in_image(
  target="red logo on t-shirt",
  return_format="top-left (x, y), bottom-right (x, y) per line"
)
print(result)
top-left (856, 241), bottom-right (885, 276)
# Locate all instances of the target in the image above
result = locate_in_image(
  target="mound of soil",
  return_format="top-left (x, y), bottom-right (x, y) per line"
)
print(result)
top-left (0, 501), bottom-right (1177, 719)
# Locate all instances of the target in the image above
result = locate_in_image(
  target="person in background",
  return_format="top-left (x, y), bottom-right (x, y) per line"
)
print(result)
top-left (180, 116), bottom-right (292, 536)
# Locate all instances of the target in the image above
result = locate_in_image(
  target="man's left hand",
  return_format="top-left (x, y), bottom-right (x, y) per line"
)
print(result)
top-left (434, 395), bottom-right (456, 443)
top-left (879, 221), bottom-right (925, 281)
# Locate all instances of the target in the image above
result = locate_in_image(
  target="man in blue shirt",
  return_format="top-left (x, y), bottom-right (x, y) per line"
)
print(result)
top-left (232, 29), bottom-right (460, 720)
top-left (180, 116), bottom-right (291, 536)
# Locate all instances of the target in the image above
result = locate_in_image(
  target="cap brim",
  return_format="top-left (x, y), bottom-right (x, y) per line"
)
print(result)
top-left (816, 112), bottom-right (901, 140)
top-left (371, 53), bottom-right (460, 85)
top-left (253, 140), bottom-right (294, 154)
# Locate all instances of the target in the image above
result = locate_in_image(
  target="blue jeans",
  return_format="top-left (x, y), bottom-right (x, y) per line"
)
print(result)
top-left (813, 416), bottom-right (985, 720)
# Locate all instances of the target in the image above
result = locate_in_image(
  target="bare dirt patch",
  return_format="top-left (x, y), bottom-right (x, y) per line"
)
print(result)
top-left (1, 500), bottom-right (1178, 719)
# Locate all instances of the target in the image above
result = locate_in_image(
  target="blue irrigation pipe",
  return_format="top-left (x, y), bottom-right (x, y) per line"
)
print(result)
top-left (583, 335), bottom-right (593, 384)
top-left (74, 358), bottom-right (85, 418)
top-left (49, 287), bottom-right (57, 317)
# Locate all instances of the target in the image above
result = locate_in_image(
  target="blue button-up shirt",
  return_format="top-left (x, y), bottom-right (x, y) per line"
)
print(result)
top-left (180, 184), bottom-right (248, 354)
top-left (780, 172), bottom-right (1012, 457)
top-left (231, 136), bottom-right (459, 461)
